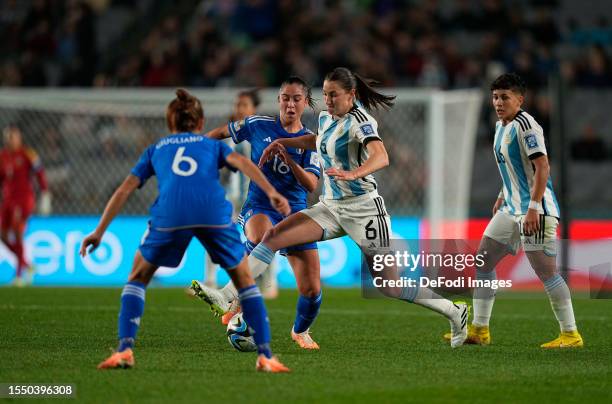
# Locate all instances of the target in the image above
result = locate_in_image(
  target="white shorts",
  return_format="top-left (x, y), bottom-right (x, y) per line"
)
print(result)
top-left (483, 211), bottom-right (558, 256)
top-left (301, 191), bottom-right (392, 255)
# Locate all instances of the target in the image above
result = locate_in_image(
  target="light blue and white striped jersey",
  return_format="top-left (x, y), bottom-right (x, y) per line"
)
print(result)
top-left (317, 105), bottom-right (381, 199)
top-left (493, 110), bottom-right (560, 218)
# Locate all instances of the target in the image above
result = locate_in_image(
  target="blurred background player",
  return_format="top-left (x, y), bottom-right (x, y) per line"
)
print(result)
top-left (445, 73), bottom-right (583, 348)
top-left (192, 76), bottom-right (323, 349)
top-left (0, 125), bottom-right (51, 286)
top-left (196, 67), bottom-right (468, 348)
top-left (203, 88), bottom-right (280, 299)
top-left (81, 88), bottom-right (291, 372)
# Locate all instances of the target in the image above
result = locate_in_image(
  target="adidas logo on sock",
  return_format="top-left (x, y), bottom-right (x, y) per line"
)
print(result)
top-left (130, 317), bottom-right (141, 326)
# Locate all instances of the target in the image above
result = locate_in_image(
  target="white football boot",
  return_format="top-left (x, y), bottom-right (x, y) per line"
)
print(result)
top-left (449, 302), bottom-right (469, 348)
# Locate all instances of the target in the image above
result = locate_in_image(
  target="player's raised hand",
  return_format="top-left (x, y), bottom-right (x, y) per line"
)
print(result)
top-left (80, 231), bottom-right (102, 257)
top-left (326, 167), bottom-right (357, 181)
top-left (258, 141), bottom-right (284, 167)
top-left (275, 144), bottom-right (292, 165)
top-left (268, 192), bottom-right (290, 216)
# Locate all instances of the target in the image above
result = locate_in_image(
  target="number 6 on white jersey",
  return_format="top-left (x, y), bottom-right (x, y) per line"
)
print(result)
top-left (172, 146), bottom-right (198, 176)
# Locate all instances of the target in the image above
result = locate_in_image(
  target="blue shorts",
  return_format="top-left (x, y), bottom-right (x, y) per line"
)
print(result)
top-left (139, 222), bottom-right (245, 269)
top-left (238, 204), bottom-right (317, 256)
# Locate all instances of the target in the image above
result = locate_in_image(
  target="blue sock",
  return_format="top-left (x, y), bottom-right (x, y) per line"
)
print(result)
top-left (293, 291), bottom-right (322, 333)
top-left (117, 281), bottom-right (146, 352)
top-left (238, 285), bottom-right (272, 358)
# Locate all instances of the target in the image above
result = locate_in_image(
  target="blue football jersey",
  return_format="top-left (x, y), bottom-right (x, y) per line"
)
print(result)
top-left (131, 132), bottom-right (236, 230)
top-left (228, 115), bottom-right (321, 211)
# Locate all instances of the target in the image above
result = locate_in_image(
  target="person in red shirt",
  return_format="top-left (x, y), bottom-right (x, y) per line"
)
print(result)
top-left (0, 125), bottom-right (50, 285)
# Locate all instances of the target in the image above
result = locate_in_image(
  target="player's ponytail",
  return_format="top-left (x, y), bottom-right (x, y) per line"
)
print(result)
top-left (281, 76), bottom-right (316, 110)
top-left (325, 67), bottom-right (395, 111)
top-left (167, 88), bottom-right (204, 132)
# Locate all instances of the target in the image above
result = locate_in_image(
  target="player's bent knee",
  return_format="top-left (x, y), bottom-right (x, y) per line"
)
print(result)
top-left (128, 253), bottom-right (158, 285)
top-left (297, 283), bottom-right (321, 298)
top-left (128, 270), bottom-right (150, 284)
top-left (128, 267), bottom-right (156, 284)
top-left (526, 251), bottom-right (557, 282)
top-left (248, 234), bottom-right (264, 245)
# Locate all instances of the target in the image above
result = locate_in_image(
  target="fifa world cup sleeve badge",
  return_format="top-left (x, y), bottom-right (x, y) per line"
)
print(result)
top-left (525, 134), bottom-right (538, 149)
top-left (360, 124), bottom-right (375, 136)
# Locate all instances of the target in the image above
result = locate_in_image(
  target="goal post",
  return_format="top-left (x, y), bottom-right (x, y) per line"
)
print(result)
top-left (427, 89), bottom-right (483, 238)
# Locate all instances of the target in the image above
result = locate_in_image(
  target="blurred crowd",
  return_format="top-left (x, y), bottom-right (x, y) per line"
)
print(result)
top-left (1, 0), bottom-right (611, 90)
top-left (1, 0), bottom-right (97, 86)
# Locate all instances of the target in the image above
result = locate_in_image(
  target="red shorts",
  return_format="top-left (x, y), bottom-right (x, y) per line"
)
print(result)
top-left (0, 198), bottom-right (35, 231)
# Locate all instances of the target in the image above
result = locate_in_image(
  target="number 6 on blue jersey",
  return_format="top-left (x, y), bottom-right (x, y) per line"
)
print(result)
top-left (172, 146), bottom-right (198, 176)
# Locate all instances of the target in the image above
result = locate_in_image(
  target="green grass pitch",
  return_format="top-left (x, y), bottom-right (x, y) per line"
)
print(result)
top-left (1, 287), bottom-right (611, 403)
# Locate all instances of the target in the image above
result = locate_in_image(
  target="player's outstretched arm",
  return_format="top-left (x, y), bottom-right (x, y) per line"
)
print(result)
top-left (225, 152), bottom-right (290, 216)
top-left (327, 140), bottom-right (389, 181)
top-left (275, 144), bottom-right (318, 192)
top-left (205, 125), bottom-right (231, 140)
top-left (80, 175), bottom-right (140, 256)
top-left (258, 135), bottom-right (317, 166)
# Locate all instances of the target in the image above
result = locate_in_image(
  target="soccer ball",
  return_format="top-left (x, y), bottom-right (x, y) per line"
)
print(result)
top-left (226, 312), bottom-right (256, 352)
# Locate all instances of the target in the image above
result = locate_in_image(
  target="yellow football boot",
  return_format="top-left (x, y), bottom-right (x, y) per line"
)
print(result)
top-left (443, 324), bottom-right (491, 345)
top-left (540, 330), bottom-right (584, 349)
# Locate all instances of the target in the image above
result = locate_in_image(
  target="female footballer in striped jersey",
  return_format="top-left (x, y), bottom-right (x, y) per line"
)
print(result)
top-left (197, 67), bottom-right (469, 348)
top-left (445, 73), bottom-right (583, 348)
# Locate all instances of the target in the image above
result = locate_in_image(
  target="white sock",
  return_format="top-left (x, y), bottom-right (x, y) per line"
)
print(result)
top-left (220, 282), bottom-right (239, 302)
top-left (204, 254), bottom-right (217, 286)
top-left (400, 286), bottom-right (457, 319)
top-left (222, 243), bottom-right (275, 302)
top-left (544, 274), bottom-right (577, 332)
top-left (472, 269), bottom-right (496, 327)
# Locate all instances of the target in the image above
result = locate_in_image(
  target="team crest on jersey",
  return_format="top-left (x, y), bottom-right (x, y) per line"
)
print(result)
top-left (310, 153), bottom-right (320, 166)
top-left (360, 124), bottom-right (375, 136)
top-left (232, 120), bottom-right (245, 133)
top-left (525, 134), bottom-right (538, 149)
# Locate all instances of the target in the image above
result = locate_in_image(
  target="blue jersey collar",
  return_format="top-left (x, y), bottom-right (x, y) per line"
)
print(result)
top-left (275, 116), bottom-right (307, 137)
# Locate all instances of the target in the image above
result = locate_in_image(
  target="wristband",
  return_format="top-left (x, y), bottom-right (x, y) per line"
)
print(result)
top-left (528, 200), bottom-right (541, 210)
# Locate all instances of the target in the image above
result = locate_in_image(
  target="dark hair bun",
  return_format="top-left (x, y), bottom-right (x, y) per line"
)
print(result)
top-left (176, 88), bottom-right (190, 101)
